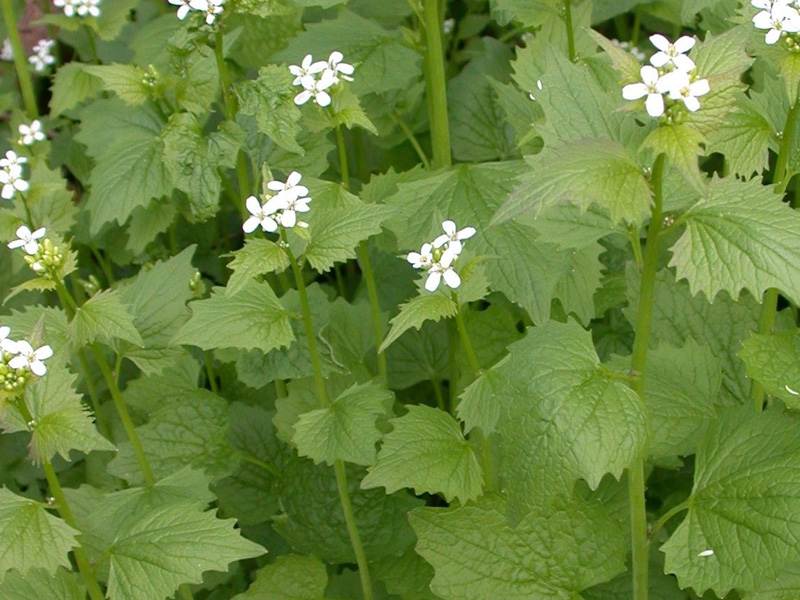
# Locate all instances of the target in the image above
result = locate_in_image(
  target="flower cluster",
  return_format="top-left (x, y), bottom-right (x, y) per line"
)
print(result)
top-left (243, 171), bottom-right (311, 233)
top-left (622, 34), bottom-right (710, 118)
top-left (29, 39), bottom-right (56, 73)
top-left (752, 0), bottom-right (800, 44)
top-left (0, 151), bottom-right (28, 200)
top-left (0, 326), bottom-right (53, 393)
top-left (7, 226), bottom-right (64, 278)
top-left (18, 120), bottom-right (45, 146)
top-left (54, 0), bottom-right (101, 18)
top-left (289, 51), bottom-right (354, 107)
top-left (169, 0), bottom-right (225, 25)
top-left (407, 220), bottom-right (475, 292)
top-left (1, 38), bottom-right (12, 62)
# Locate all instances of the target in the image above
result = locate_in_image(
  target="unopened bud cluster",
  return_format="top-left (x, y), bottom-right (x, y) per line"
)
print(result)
top-left (6, 226), bottom-right (65, 280)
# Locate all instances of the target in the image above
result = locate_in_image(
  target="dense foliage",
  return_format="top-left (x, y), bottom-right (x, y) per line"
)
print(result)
top-left (1, 0), bottom-right (800, 599)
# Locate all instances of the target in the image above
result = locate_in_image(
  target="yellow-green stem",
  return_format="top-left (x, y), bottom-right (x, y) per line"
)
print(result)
top-left (18, 192), bottom-right (34, 229)
top-left (83, 24), bottom-right (100, 64)
top-left (432, 377), bottom-right (446, 412)
top-left (15, 397), bottom-right (105, 600)
top-left (452, 293), bottom-right (481, 376)
top-left (0, 0), bottom-right (38, 118)
top-left (240, 453), bottom-right (281, 478)
top-left (77, 349), bottom-right (111, 440)
top-left (423, 0), bottom-right (451, 168)
top-left (628, 153), bottom-right (666, 600)
top-left (283, 237), bottom-right (373, 600)
top-left (389, 112), bottom-right (431, 169)
top-left (204, 351), bottom-right (218, 393)
top-left (649, 499), bottom-right (691, 541)
top-left (564, 0), bottom-right (576, 62)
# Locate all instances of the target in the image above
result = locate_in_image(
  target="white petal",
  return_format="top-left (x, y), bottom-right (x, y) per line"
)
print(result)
top-left (294, 90), bottom-right (312, 105)
top-left (328, 51), bottom-right (343, 64)
top-left (7, 239), bottom-right (25, 249)
top-left (2, 184), bottom-right (13, 199)
top-left (280, 210), bottom-right (297, 228)
top-left (0, 326), bottom-right (8, 339)
top-left (689, 79), bottom-right (710, 96)
top-left (15, 179), bottom-right (29, 192)
top-left (30, 360), bottom-right (46, 376)
top-left (649, 34), bottom-right (670, 51)
top-left (645, 93), bottom-right (665, 117)
top-left (673, 36), bottom-right (696, 53)
top-left (425, 271), bottom-right (441, 292)
top-left (640, 65), bottom-right (660, 85)
top-left (682, 95), bottom-right (701, 112)
top-left (753, 11), bottom-right (774, 28)
top-left (622, 82), bottom-right (648, 100)
top-left (766, 27), bottom-right (782, 44)
top-left (245, 195), bottom-right (262, 216)
top-left (267, 180), bottom-right (284, 191)
top-left (446, 240), bottom-right (463, 255)
top-left (8, 356), bottom-right (26, 370)
top-left (649, 52), bottom-right (670, 68)
top-left (260, 217), bottom-right (279, 232)
top-left (287, 171), bottom-right (302, 186)
top-left (457, 226), bottom-right (476, 240)
top-left (752, 0), bottom-right (771, 8)
top-left (264, 195), bottom-right (290, 213)
top-left (672, 54), bottom-right (696, 72)
top-left (407, 252), bottom-right (422, 265)
top-left (15, 225), bottom-right (32, 238)
top-left (337, 63), bottom-right (355, 75)
top-left (315, 91), bottom-right (331, 107)
top-left (432, 233), bottom-right (449, 248)
top-left (443, 268), bottom-right (461, 289)
top-left (23, 240), bottom-right (39, 255)
top-left (34, 345), bottom-right (53, 360)
top-left (441, 220), bottom-right (456, 236)
top-left (32, 227), bottom-right (46, 239)
top-left (294, 198), bottom-right (311, 212)
top-left (242, 216), bottom-right (260, 233)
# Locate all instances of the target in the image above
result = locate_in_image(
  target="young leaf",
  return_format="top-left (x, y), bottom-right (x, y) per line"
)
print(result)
top-left (641, 123), bottom-right (706, 191)
top-left (106, 502), bottom-right (265, 600)
top-left (380, 293), bottom-right (457, 352)
top-left (292, 381), bottom-right (392, 466)
top-left (409, 495), bottom-right (627, 600)
top-left (173, 280), bottom-right (295, 354)
top-left (361, 404), bottom-right (484, 504)
top-left (372, 547), bottom-right (438, 600)
top-left (69, 289), bottom-right (143, 347)
top-left (705, 93), bottom-right (773, 178)
top-left (662, 407), bottom-right (800, 597)
top-left (739, 331), bottom-right (800, 407)
top-left (231, 554), bottom-right (327, 600)
top-left (83, 64), bottom-right (150, 106)
top-left (226, 238), bottom-right (291, 297)
top-left (0, 488), bottom-right (79, 578)
top-left (670, 177), bottom-right (800, 305)
top-left (49, 63), bottom-right (103, 116)
top-left (0, 568), bottom-right (84, 600)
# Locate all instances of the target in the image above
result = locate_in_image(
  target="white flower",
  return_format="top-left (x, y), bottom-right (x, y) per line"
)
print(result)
top-left (76, 0), bottom-right (101, 18)
top-left (0, 150), bottom-right (27, 171)
top-left (29, 39), bottom-right (56, 72)
top-left (289, 54), bottom-right (326, 88)
top-left (0, 326), bottom-right (17, 354)
top-left (7, 225), bottom-right (46, 255)
top-left (189, 0), bottom-right (224, 24)
top-left (649, 34), bottom-right (696, 72)
top-left (275, 193), bottom-right (311, 229)
top-left (0, 167), bottom-right (28, 200)
top-left (18, 120), bottom-right (45, 146)
top-left (0, 38), bottom-right (12, 61)
top-left (243, 195), bottom-right (280, 233)
top-left (425, 249), bottom-right (461, 292)
top-left (325, 51), bottom-right (354, 83)
top-left (293, 69), bottom-right (337, 107)
top-left (407, 242), bottom-right (434, 269)
top-left (167, 0), bottom-right (192, 19)
top-left (443, 18), bottom-right (455, 34)
top-left (753, 2), bottom-right (800, 44)
top-left (661, 70), bottom-right (710, 112)
top-left (622, 65), bottom-right (670, 118)
top-left (266, 171), bottom-right (308, 200)
top-left (433, 220), bottom-right (476, 255)
top-left (8, 341), bottom-right (53, 376)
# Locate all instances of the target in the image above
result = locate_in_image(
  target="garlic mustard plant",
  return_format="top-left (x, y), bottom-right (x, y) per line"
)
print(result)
top-left (7, 225), bottom-right (46, 255)
top-left (18, 120), bottom-right (45, 146)
top-left (0, 151), bottom-right (28, 200)
top-left (28, 39), bottom-right (56, 73)
top-left (289, 51), bottom-right (353, 107)
top-left (407, 220), bottom-right (474, 292)
top-left (8, 341), bottom-right (53, 377)
top-left (752, 0), bottom-right (800, 44)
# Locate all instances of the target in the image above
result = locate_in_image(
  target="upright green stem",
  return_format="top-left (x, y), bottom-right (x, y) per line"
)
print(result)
top-left (389, 112), bottom-right (431, 169)
top-left (83, 24), bottom-right (100, 64)
top-left (334, 123), bottom-right (387, 384)
top-left (15, 399), bottom-right (105, 600)
top-left (18, 192), bottom-right (34, 229)
top-left (423, 0), bottom-right (451, 168)
top-left (564, 0), bottom-right (577, 62)
top-left (751, 97), bottom-right (800, 410)
top-left (77, 350), bottom-right (111, 440)
top-left (0, 0), bottom-right (38, 118)
top-left (631, 5), bottom-right (643, 47)
top-left (628, 152), bottom-right (666, 600)
top-left (283, 237), bottom-right (374, 600)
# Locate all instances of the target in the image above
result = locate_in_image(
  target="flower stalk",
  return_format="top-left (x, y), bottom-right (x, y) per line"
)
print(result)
top-left (564, 0), bottom-right (577, 62)
top-left (423, 0), bottom-right (451, 168)
top-left (0, 0), bottom-right (38, 118)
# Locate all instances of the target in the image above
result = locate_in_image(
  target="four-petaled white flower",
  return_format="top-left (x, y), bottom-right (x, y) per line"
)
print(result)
top-left (622, 65), bottom-right (669, 118)
top-left (289, 54), bottom-right (326, 89)
top-left (326, 51), bottom-right (355, 83)
top-left (433, 220), bottom-right (476, 255)
top-left (275, 194), bottom-right (311, 229)
top-left (407, 243), bottom-right (433, 269)
top-left (76, 0), bottom-right (101, 17)
top-left (18, 120), bottom-right (45, 146)
top-left (661, 70), bottom-right (711, 112)
top-left (0, 167), bottom-right (29, 200)
top-left (243, 195), bottom-right (280, 233)
top-left (188, 0), bottom-right (225, 24)
top-left (649, 34), bottom-right (696, 71)
top-left (293, 69), bottom-right (337, 107)
top-left (267, 170), bottom-right (308, 200)
top-left (424, 249), bottom-right (461, 292)
top-left (7, 225), bottom-right (46, 255)
top-left (169, 0), bottom-right (192, 20)
top-left (289, 51), bottom-right (353, 107)
top-left (8, 341), bottom-right (53, 376)
top-left (753, 1), bottom-right (800, 44)
top-left (0, 150), bottom-right (27, 171)
top-left (29, 39), bottom-right (56, 73)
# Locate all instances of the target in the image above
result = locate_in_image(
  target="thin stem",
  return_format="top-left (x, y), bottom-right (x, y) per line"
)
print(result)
top-left (334, 460), bottom-right (374, 600)
top-left (90, 246), bottom-right (115, 286)
top-left (83, 24), bottom-right (100, 64)
top-left (628, 153), bottom-right (666, 600)
top-left (0, 0), bottom-right (38, 118)
top-left (77, 350), bottom-right (111, 440)
top-left (240, 452), bottom-right (281, 478)
top-left (451, 293), bottom-right (481, 376)
top-left (447, 319), bottom-right (459, 408)
top-left (650, 499), bottom-right (691, 541)
top-left (631, 5), bottom-right (643, 47)
top-left (423, 0), bottom-right (451, 168)
top-left (389, 112), bottom-right (431, 169)
top-left (275, 378), bottom-right (288, 398)
top-left (14, 398), bottom-right (105, 600)
top-left (18, 191), bottom-right (34, 229)
top-left (204, 351), bottom-right (218, 393)
top-left (283, 234), bottom-right (373, 600)
top-left (432, 377), bottom-right (446, 412)
top-left (333, 263), bottom-right (347, 298)
top-left (358, 243), bottom-right (387, 384)
top-left (179, 585), bottom-right (194, 600)
top-left (334, 124), bottom-right (351, 189)
top-left (628, 226), bottom-right (643, 270)
top-left (564, 0), bottom-right (577, 62)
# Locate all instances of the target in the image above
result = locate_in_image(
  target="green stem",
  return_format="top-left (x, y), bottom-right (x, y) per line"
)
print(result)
top-left (564, 0), bottom-right (577, 62)
top-left (334, 460), bottom-right (374, 600)
top-left (179, 585), bottom-right (194, 600)
top-left (333, 263), bottom-right (347, 298)
top-left (452, 293), bottom-right (481, 377)
top-left (18, 192), bottom-right (34, 229)
top-left (83, 24), bottom-right (100, 64)
top-left (432, 377), bottom-right (446, 412)
top-left (650, 499), bottom-right (690, 541)
top-left (447, 319), bottom-right (459, 408)
top-left (91, 344), bottom-right (155, 486)
top-left (628, 153), bottom-right (666, 600)
top-left (204, 351), bottom-right (218, 393)
top-left (90, 246), bottom-right (115, 286)
top-left (631, 5), bottom-right (643, 47)
top-left (389, 112), bottom-right (431, 169)
top-left (283, 236), bottom-right (373, 600)
top-left (628, 226), bottom-right (643, 271)
top-left (423, 0), bottom-right (451, 168)
top-left (275, 378), bottom-right (288, 398)
top-left (334, 124), bottom-right (351, 189)
top-left (240, 452), bottom-right (281, 478)
top-left (14, 397), bottom-right (105, 600)
top-left (0, 0), bottom-right (38, 118)
top-left (77, 350), bottom-right (111, 440)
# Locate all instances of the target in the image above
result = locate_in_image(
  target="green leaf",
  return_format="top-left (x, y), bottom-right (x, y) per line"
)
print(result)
top-left (225, 238), bottom-right (291, 297)
top-left (106, 503), bottom-right (265, 600)
top-left (641, 123), bottom-right (706, 190)
top-left (496, 139), bottom-right (652, 227)
top-left (705, 92), bottom-right (773, 178)
top-left (0, 488), bottom-right (79, 578)
top-left (385, 320), bottom-right (449, 390)
top-left (373, 547), bottom-right (438, 600)
top-left (304, 183), bottom-right (398, 273)
top-left (662, 407), bottom-right (800, 596)
top-left (69, 289), bottom-right (143, 347)
top-left (92, 0), bottom-right (137, 41)
top-left (458, 319), bottom-right (648, 521)
top-left (362, 405), bottom-right (483, 504)
top-left (232, 554), bottom-right (327, 600)
top-left (0, 568), bottom-right (84, 600)
top-left (83, 64), bottom-right (150, 106)
top-left (409, 494), bottom-right (627, 600)
top-left (739, 331), bottom-right (800, 407)
top-left (236, 65), bottom-right (303, 154)
top-left (669, 177), bottom-right (800, 305)
top-left (50, 63), bottom-right (103, 115)
top-left (747, 563), bottom-right (800, 600)
top-left (380, 292), bottom-right (457, 352)
top-left (173, 279), bottom-right (295, 354)
top-left (76, 100), bottom-right (171, 233)
top-left (108, 393), bottom-right (236, 485)
top-left (292, 381), bottom-right (391, 466)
